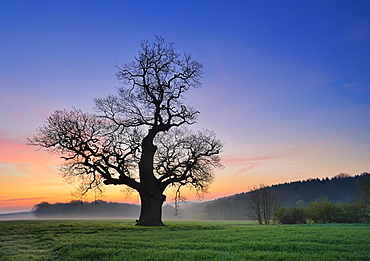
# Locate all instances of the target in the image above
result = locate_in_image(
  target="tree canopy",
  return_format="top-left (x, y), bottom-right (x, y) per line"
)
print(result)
top-left (29, 36), bottom-right (223, 225)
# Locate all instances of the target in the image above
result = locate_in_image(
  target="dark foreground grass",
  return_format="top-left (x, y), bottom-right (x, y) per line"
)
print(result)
top-left (0, 219), bottom-right (369, 261)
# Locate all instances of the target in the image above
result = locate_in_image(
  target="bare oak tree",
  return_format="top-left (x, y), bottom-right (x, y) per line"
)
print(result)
top-left (29, 37), bottom-right (223, 226)
top-left (246, 184), bottom-right (281, 225)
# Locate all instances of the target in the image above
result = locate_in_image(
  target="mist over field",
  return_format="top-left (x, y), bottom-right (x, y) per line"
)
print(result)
top-left (2, 173), bottom-right (368, 223)
top-left (1, 1), bottom-right (370, 217)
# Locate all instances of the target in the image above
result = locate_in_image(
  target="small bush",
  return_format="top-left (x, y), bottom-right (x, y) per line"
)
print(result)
top-left (335, 202), bottom-right (369, 223)
top-left (274, 207), bottom-right (306, 224)
top-left (275, 197), bottom-right (369, 224)
top-left (306, 197), bottom-right (341, 223)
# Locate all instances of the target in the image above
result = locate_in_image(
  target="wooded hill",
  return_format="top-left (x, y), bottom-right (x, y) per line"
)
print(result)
top-left (30, 173), bottom-right (369, 220)
top-left (32, 201), bottom-right (178, 220)
top-left (186, 172), bottom-right (369, 220)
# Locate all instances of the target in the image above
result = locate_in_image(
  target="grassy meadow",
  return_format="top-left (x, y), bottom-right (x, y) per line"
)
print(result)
top-left (0, 219), bottom-right (369, 261)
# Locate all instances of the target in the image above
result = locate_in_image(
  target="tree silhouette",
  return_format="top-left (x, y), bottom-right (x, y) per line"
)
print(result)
top-left (29, 37), bottom-right (223, 226)
top-left (245, 184), bottom-right (281, 225)
top-left (358, 174), bottom-right (370, 205)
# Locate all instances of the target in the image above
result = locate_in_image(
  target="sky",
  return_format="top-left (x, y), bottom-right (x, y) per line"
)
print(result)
top-left (1, 0), bottom-right (370, 213)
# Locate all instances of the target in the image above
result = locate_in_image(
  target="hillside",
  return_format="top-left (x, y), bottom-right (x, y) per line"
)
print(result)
top-left (188, 172), bottom-right (369, 220)
top-left (26, 172), bottom-right (369, 220)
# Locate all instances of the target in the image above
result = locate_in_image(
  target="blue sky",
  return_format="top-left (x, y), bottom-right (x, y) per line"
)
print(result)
top-left (1, 0), bottom-right (370, 213)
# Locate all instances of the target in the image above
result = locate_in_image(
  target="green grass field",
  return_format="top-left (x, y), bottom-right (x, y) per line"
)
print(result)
top-left (0, 219), bottom-right (369, 260)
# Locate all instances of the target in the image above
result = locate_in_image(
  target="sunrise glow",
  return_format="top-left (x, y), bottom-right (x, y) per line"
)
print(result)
top-left (1, 1), bottom-right (370, 214)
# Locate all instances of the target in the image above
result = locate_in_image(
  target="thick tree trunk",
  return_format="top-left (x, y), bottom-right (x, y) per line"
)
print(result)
top-left (135, 128), bottom-right (167, 226)
top-left (136, 191), bottom-right (166, 226)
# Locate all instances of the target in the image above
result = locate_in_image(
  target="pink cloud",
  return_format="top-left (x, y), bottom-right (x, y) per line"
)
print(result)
top-left (222, 153), bottom-right (288, 177)
top-left (0, 197), bottom-right (64, 213)
top-left (0, 197), bottom-right (46, 203)
top-left (232, 162), bottom-right (261, 177)
top-left (223, 128), bottom-right (362, 177)
top-left (0, 134), bottom-right (60, 179)
top-left (222, 155), bottom-right (287, 165)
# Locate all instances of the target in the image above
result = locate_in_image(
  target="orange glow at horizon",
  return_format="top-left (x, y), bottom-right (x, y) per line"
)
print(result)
top-left (0, 134), bottom-right (244, 213)
top-left (1, 131), bottom-right (369, 214)
top-left (2, 0), bottom-right (370, 216)
top-left (1, 118), bottom-right (369, 214)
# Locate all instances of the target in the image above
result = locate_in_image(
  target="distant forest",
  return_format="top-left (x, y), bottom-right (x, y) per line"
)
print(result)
top-left (32, 201), bottom-right (178, 220)
top-left (32, 172), bottom-right (369, 220)
top-left (190, 172), bottom-right (369, 220)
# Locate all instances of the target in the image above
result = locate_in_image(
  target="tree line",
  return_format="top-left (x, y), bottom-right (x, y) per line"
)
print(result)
top-left (32, 173), bottom-right (369, 222)
top-left (274, 196), bottom-right (369, 224)
top-left (249, 173), bottom-right (370, 224)
top-left (194, 173), bottom-right (370, 221)
top-left (32, 200), bottom-right (178, 220)
top-left (32, 201), bottom-right (140, 219)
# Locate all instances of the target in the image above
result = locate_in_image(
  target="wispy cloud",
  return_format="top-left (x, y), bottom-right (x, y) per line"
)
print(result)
top-left (224, 128), bottom-right (363, 177)
top-left (232, 163), bottom-right (261, 177)
top-left (0, 134), bottom-right (60, 179)
top-left (0, 197), bottom-right (45, 203)
top-left (0, 197), bottom-right (47, 209)
top-left (222, 155), bottom-right (288, 164)
top-left (223, 153), bottom-right (288, 177)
